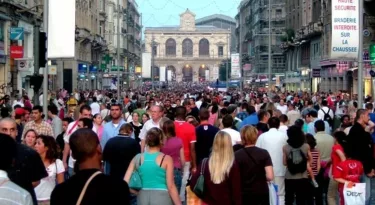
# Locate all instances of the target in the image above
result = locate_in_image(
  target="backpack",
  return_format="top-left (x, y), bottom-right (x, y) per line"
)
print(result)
top-left (321, 108), bottom-right (333, 127)
top-left (287, 147), bottom-right (307, 175)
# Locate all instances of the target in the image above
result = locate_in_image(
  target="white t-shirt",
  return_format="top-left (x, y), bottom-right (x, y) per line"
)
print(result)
top-left (222, 128), bottom-right (241, 145)
top-left (34, 159), bottom-right (65, 201)
top-left (90, 102), bottom-right (101, 115)
top-left (276, 104), bottom-right (288, 114)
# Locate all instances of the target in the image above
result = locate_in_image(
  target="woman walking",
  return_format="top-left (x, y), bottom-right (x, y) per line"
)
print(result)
top-left (34, 135), bottom-right (65, 205)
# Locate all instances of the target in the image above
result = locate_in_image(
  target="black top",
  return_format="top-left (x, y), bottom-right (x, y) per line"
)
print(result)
top-left (51, 169), bottom-right (130, 205)
top-left (235, 147), bottom-right (272, 201)
top-left (7, 144), bottom-right (48, 205)
top-left (347, 122), bottom-right (374, 174)
top-left (165, 106), bottom-right (176, 120)
top-left (195, 124), bottom-right (220, 165)
top-left (130, 122), bottom-right (143, 143)
top-left (188, 107), bottom-right (200, 122)
top-left (102, 136), bottom-right (141, 180)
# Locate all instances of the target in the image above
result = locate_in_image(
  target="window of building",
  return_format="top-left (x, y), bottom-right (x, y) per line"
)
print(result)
top-left (218, 46), bottom-right (224, 57)
top-left (182, 38), bottom-right (193, 57)
top-left (199, 38), bottom-right (210, 56)
top-left (152, 45), bottom-right (157, 56)
top-left (165, 38), bottom-right (176, 56)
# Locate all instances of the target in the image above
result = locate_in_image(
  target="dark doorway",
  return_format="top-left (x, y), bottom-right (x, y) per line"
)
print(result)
top-left (63, 69), bottom-right (73, 93)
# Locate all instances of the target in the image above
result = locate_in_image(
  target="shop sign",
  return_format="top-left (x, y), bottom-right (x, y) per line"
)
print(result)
top-left (10, 46), bottom-right (23, 59)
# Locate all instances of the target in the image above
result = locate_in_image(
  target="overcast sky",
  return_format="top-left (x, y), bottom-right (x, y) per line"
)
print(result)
top-left (137, 0), bottom-right (241, 28)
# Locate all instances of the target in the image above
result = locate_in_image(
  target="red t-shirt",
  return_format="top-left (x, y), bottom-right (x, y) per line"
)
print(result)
top-left (174, 121), bottom-right (196, 162)
top-left (331, 144), bottom-right (344, 177)
top-left (334, 159), bottom-right (363, 205)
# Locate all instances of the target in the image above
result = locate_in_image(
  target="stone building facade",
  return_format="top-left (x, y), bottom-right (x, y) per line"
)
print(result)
top-left (144, 9), bottom-right (231, 82)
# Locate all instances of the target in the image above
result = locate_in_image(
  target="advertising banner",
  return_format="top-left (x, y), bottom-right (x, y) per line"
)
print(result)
top-left (160, 66), bottom-right (166, 82)
top-left (48, 0), bottom-right (75, 58)
top-left (49, 66), bottom-right (57, 75)
top-left (10, 27), bottom-right (24, 40)
top-left (89, 65), bottom-right (98, 73)
top-left (78, 64), bottom-right (87, 73)
top-left (142, 52), bottom-right (151, 78)
top-left (10, 46), bottom-right (23, 59)
top-left (331, 0), bottom-right (359, 59)
top-left (231, 53), bottom-right (240, 78)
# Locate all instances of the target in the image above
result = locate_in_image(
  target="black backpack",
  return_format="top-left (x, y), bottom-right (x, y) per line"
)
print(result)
top-left (321, 108), bottom-right (333, 127)
top-left (287, 147), bottom-right (307, 175)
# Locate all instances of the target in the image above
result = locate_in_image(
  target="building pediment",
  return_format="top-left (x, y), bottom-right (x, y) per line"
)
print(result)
top-left (179, 9), bottom-right (196, 31)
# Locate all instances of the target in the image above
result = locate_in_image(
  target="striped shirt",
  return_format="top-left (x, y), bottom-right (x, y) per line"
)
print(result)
top-left (310, 148), bottom-right (320, 176)
top-left (0, 170), bottom-right (33, 205)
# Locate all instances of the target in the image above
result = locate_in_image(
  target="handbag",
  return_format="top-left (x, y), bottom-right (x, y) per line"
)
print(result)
top-left (193, 158), bottom-right (208, 198)
top-left (268, 182), bottom-right (279, 205)
top-left (343, 182), bottom-right (366, 205)
top-left (76, 171), bottom-right (101, 205)
top-left (129, 154), bottom-right (142, 190)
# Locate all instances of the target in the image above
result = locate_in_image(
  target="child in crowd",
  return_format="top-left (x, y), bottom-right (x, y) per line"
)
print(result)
top-left (305, 133), bottom-right (320, 188)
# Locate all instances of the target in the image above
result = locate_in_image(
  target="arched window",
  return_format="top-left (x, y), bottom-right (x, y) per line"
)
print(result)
top-left (165, 38), bottom-right (176, 56)
top-left (182, 38), bottom-right (193, 57)
top-left (199, 38), bottom-right (210, 56)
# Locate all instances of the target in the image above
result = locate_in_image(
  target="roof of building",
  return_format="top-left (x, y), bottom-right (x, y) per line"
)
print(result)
top-left (145, 25), bottom-right (230, 32)
top-left (195, 14), bottom-right (236, 24)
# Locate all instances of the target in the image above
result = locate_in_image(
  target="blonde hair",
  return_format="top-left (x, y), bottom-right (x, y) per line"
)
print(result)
top-left (208, 131), bottom-right (234, 184)
top-left (240, 125), bottom-right (258, 145)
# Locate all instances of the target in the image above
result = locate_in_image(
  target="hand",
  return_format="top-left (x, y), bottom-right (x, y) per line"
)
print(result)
top-left (191, 167), bottom-right (197, 173)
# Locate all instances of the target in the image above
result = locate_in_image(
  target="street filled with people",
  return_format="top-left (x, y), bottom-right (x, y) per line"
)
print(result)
top-left (0, 84), bottom-right (374, 205)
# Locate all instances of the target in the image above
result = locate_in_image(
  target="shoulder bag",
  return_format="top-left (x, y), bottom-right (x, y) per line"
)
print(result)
top-left (76, 171), bottom-right (101, 205)
top-left (193, 158), bottom-right (208, 198)
top-left (129, 154), bottom-right (143, 190)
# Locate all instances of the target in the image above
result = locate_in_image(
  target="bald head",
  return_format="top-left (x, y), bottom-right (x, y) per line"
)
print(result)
top-left (0, 118), bottom-right (17, 140)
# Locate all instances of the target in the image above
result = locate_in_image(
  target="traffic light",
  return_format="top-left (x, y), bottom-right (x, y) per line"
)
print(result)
top-left (39, 32), bottom-right (47, 66)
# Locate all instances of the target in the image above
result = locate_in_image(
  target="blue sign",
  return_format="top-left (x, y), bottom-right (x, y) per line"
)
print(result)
top-left (10, 27), bottom-right (24, 40)
top-left (89, 65), bottom-right (98, 73)
top-left (78, 64), bottom-right (88, 73)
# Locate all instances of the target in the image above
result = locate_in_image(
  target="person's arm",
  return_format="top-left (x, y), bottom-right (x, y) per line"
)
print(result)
top-left (265, 166), bottom-right (274, 181)
top-left (190, 142), bottom-right (197, 172)
top-left (282, 146), bottom-right (287, 166)
top-left (56, 173), bottom-right (64, 184)
top-left (62, 143), bottom-right (70, 170)
top-left (32, 181), bottom-right (40, 187)
top-left (179, 147), bottom-right (185, 169)
top-left (165, 156), bottom-right (182, 205)
top-left (335, 149), bottom-right (346, 162)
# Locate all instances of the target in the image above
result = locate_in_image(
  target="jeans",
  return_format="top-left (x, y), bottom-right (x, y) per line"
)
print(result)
top-left (285, 178), bottom-right (313, 205)
top-left (180, 162), bottom-right (190, 202)
top-left (315, 169), bottom-right (329, 205)
top-left (174, 168), bottom-right (182, 193)
top-left (361, 174), bottom-right (375, 205)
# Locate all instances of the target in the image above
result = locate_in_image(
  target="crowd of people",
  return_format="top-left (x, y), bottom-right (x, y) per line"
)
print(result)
top-left (0, 87), bottom-right (374, 205)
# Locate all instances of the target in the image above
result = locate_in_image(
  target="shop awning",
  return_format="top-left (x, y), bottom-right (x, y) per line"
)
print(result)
top-left (0, 13), bottom-right (12, 21)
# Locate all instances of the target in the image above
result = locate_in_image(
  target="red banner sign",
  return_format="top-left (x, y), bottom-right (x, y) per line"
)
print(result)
top-left (10, 46), bottom-right (24, 59)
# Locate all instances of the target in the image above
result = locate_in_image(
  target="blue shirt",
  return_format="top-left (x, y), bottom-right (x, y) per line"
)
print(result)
top-left (101, 119), bottom-right (127, 149)
top-left (236, 111), bottom-right (249, 121)
top-left (306, 118), bottom-right (331, 135)
top-left (239, 113), bottom-right (259, 130)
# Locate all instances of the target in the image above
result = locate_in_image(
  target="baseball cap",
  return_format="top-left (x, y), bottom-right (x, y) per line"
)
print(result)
top-left (15, 108), bottom-right (25, 116)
